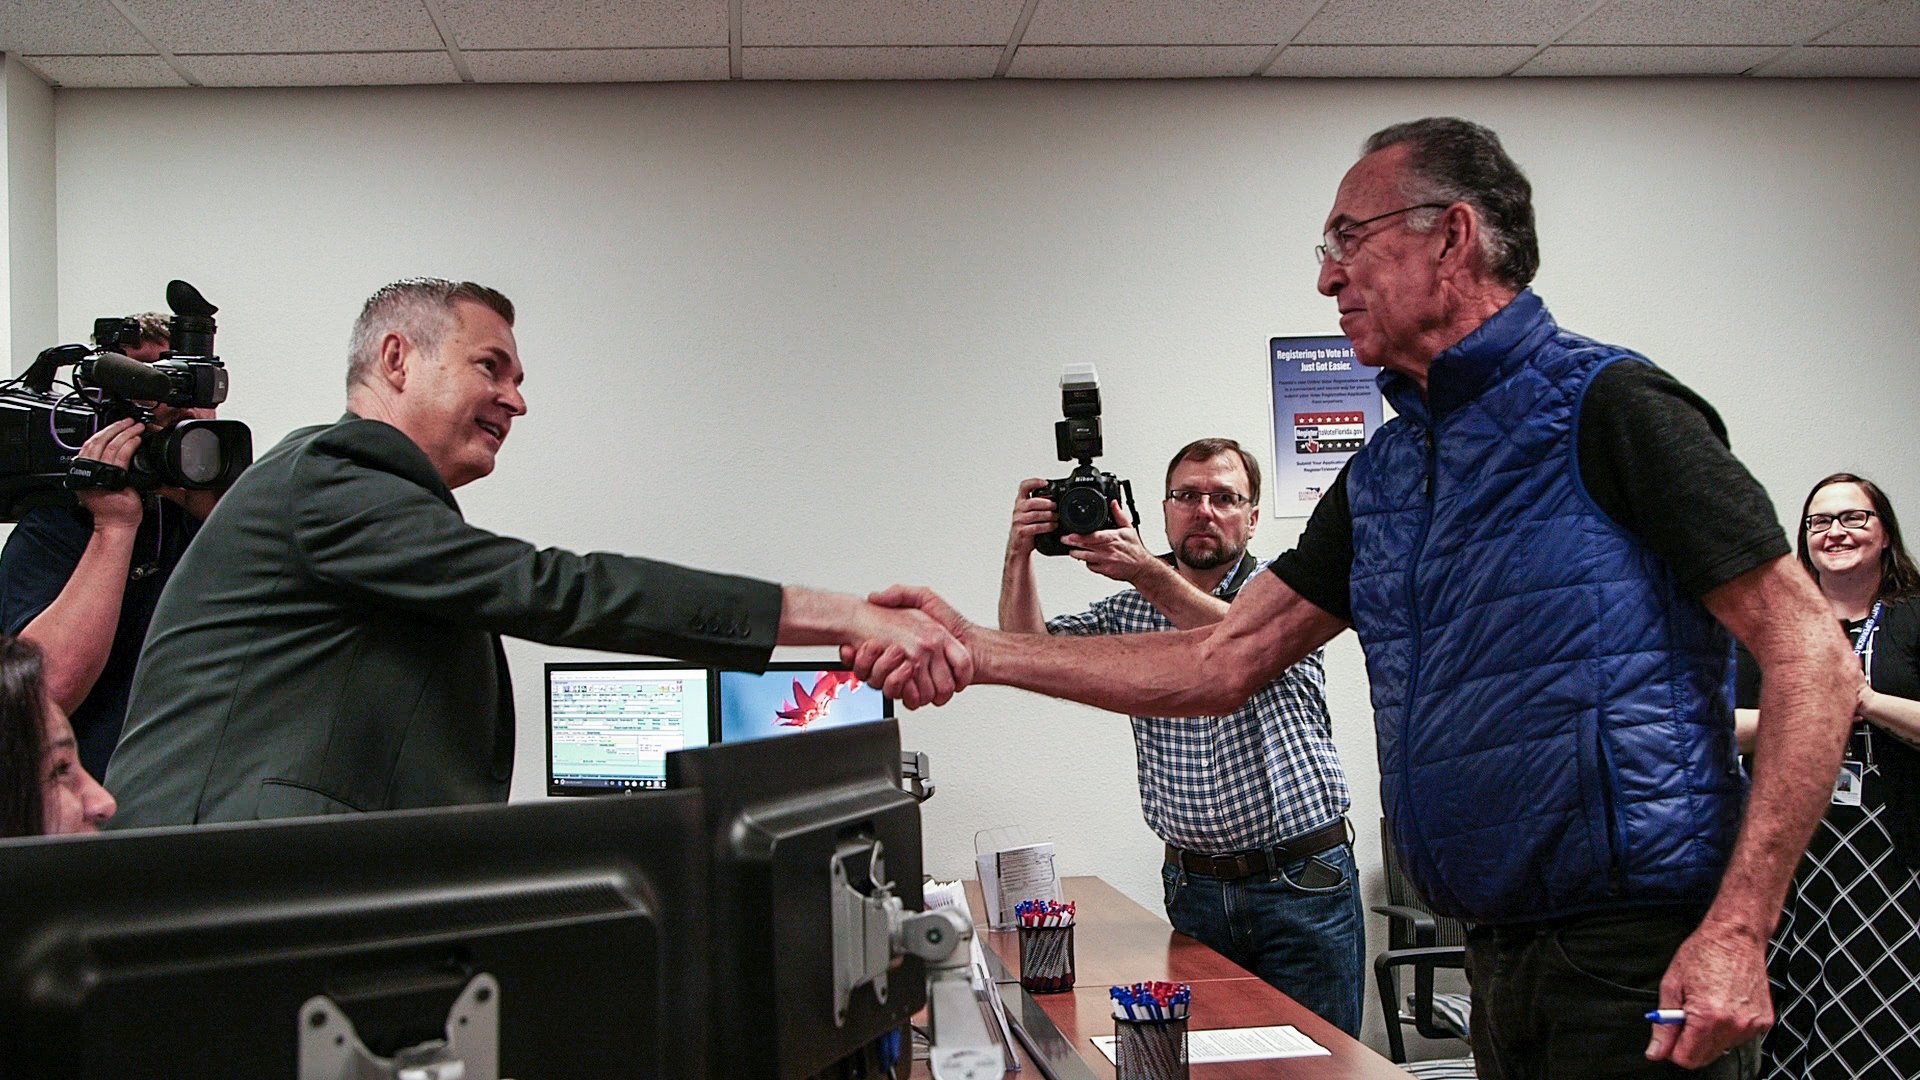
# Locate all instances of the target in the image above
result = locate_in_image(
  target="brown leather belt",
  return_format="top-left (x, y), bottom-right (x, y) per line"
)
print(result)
top-left (1164, 818), bottom-right (1348, 881)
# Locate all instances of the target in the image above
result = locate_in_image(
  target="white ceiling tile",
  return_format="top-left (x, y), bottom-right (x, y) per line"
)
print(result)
top-left (1562, 0), bottom-right (1878, 45)
top-left (1021, 0), bottom-right (1321, 46)
top-left (18, 54), bottom-right (184, 86)
top-left (0, 1), bottom-right (151, 54)
top-left (1752, 44), bottom-right (1920, 74)
top-left (119, 0), bottom-right (442, 53)
top-left (439, 1), bottom-right (728, 50)
top-left (1514, 44), bottom-right (1777, 75)
top-left (183, 51), bottom-right (459, 86)
top-left (465, 48), bottom-right (728, 82)
top-left (742, 0), bottom-right (1027, 46)
top-left (1008, 44), bottom-right (1273, 76)
top-left (1816, 0), bottom-right (1920, 45)
top-left (1295, 0), bottom-right (1593, 45)
top-left (743, 45), bottom-right (1000, 78)
top-left (1265, 44), bottom-right (1534, 76)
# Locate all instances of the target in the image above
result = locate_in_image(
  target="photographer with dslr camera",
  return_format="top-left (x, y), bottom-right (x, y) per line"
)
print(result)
top-left (0, 313), bottom-right (223, 783)
top-left (997, 395), bottom-right (1361, 1035)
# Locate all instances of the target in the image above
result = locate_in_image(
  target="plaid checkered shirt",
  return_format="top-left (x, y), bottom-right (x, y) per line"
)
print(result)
top-left (1046, 556), bottom-right (1348, 854)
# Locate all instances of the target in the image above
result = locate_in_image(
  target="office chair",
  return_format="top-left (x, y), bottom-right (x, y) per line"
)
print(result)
top-left (1374, 818), bottom-right (1475, 1077)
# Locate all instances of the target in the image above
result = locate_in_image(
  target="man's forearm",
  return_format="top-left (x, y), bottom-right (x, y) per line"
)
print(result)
top-left (18, 524), bottom-right (139, 712)
top-left (998, 552), bottom-right (1045, 634)
top-left (975, 572), bottom-right (1343, 717)
top-left (1127, 559), bottom-right (1231, 630)
top-left (1703, 560), bottom-right (1856, 940)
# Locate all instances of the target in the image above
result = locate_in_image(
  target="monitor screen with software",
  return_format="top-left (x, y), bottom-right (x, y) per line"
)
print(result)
top-left (547, 662), bottom-right (713, 795)
top-left (714, 661), bottom-right (892, 744)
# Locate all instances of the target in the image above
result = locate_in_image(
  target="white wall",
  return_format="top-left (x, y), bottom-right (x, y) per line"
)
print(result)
top-left (1, 55), bottom-right (57, 372)
top-left (43, 75), bottom-right (1920, 1051)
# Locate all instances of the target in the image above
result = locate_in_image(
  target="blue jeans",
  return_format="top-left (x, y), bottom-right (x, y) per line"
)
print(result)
top-left (1160, 841), bottom-right (1365, 1036)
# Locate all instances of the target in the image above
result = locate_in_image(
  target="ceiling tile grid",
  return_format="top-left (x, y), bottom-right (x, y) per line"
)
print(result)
top-left (182, 50), bottom-right (459, 86)
top-left (1266, 44), bottom-right (1537, 77)
top-left (0, 0), bottom-right (155, 54)
top-left (1514, 43), bottom-right (1781, 75)
top-left (19, 54), bottom-right (182, 87)
top-left (118, 0), bottom-right (444, 54)
top-left (1755, 43), bottom-right (1920, 74)
top-left (1292, 0), bottom-right (1596, 46)
top-left (438, 0), bottom-right (729, 51)
top-left (1020, 0), bottom-right (1323, 46)
top-left (742, 45), bottom-right (1002, 78)
top-left (740, 0), bottom-right (1029, 46)
top-left (464, 48), bottom-right (730, 83)
top-left (5, 0), bottom-right (1920, 85)
top-left (1559, 0), bottom-right (1884, 45)
top-left (1009, 44), bottom-right (1276, 77)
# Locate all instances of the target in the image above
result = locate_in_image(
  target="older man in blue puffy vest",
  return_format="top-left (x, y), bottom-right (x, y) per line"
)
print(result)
top-left (857, 118), bottom-right (1856, 1079)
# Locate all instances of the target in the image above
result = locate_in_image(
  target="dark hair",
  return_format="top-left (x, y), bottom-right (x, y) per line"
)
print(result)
top-left (1362, 117), bottom-right (1539, 289)
top-left (0, 637), bottom-right (49, 838)
top-left (1165, 438), bottom-right (1262, 506)
top-left (347, 278), bottom-right (516, 391)
top-left (1796, 473), bottom-right (1920, 600)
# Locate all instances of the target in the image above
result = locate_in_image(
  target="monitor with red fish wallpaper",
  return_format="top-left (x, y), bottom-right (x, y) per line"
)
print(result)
top-left (714, 661), bottom-right (893, 743)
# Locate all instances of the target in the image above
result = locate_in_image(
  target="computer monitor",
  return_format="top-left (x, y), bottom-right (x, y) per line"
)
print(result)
top-left (547, 661), bottom-right (714, 795)
top-left (0, 795), bottom-right (709, 1079)
top-left (668, 720), bottom-right (924, 1079)
top-left (713, 660), bottom-right (892, 743)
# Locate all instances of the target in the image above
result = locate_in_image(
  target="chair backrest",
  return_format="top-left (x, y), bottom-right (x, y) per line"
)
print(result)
top-left (1380, 817), bottom-right (1468, 949)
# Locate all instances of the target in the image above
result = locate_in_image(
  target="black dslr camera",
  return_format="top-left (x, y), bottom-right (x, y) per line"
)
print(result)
top-left (0, 280), bottom-right (253, 521)
top-left (1033, 364), bottom-right (1140, 557)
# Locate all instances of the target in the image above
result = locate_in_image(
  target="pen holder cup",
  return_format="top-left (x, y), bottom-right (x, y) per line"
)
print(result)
top-left (1017, 923), bottom-right (1075, 994)
top-left (1115, 1017), bottom-right (1189, 1080)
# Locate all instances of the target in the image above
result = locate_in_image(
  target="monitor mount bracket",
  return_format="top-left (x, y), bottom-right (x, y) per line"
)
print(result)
top-left (298, 972), bottom-right (500, 1080)
top-left (830, 838), bottom-right (1001, 1080)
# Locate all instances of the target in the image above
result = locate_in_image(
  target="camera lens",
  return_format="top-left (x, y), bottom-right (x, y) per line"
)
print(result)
top-left (175, 426), bottom-right (224, 484)
top-left (1058, 486), bottom-right (1110, 534)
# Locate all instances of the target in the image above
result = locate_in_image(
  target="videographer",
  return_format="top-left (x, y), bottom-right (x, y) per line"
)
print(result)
top-left (997, 437), bottom-right (1362, 1036)
top-left (0, 314), bottom-right (217, 782)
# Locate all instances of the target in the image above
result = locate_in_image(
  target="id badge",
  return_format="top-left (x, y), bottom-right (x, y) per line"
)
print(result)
top-left (1832, 760), bottom-right (1864, 806)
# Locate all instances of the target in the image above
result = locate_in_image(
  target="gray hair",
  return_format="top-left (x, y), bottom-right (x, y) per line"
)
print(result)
top-left (346, 278), bottom-right (515, 391)
top-left (1362, 117), bottom-right (1539, 289)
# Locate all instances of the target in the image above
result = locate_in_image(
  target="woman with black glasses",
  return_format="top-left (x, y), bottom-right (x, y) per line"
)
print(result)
top-left (1737, 472), bottom-right (1920, 1079)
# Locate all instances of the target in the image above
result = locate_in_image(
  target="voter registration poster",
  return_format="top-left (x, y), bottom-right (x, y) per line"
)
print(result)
top-left (1268, 335), bottom-right (1384, 517)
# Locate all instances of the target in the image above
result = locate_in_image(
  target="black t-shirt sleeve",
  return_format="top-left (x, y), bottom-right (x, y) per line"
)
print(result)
top-left (1268, 457), bottom-right (1355, 623)
top-left (1578, 362), bottom-right (1790, 599)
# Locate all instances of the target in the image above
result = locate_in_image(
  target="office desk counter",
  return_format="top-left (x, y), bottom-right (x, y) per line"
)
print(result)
top-left (923, 876), bottom-right (1411, 1079)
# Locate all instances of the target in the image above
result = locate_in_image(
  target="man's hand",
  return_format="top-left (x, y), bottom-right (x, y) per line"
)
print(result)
top-left (845, 585), bottom-right (977, 704)
top-left (1645, 917), bottom-right (1772, 1067)
top-left (847, 591), bottom-right (974, 710)
top-left (1006, 479), bottom-right (1055, 559)
top-left (1063, 500), bottom-right (1156, 583)
top-left (72, 419), bottom-right (145, 532)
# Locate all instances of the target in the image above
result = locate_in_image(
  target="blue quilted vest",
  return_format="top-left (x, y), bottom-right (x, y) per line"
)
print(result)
top-left (1348, 290), bottom-right (1743, 924)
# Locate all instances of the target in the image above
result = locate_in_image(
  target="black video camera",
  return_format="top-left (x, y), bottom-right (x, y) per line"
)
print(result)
top-left (0, 280), bottom-right (253, 521)
top-left (1033, 364), bottom-right (1140, 557)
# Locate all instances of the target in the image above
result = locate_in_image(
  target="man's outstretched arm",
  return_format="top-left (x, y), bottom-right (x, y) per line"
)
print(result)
top-left (853, 571), bottom-right (1347, 717)
top-left (780, 585), bottom-right (972, 709)
top-left (1646, 554), bottom-right (1854, 1069)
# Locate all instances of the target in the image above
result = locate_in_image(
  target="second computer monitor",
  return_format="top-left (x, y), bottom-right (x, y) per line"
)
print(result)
top-left (547, 662), bottom-right (712, 795)
top-left (715, 661), bottom-right (892, 744)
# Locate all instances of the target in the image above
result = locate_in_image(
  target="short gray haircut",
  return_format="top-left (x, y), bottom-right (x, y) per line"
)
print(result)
top-left (1362, 117), bottom-right (1539, 289)
top-left (346, 278), bottom-right (515, 391)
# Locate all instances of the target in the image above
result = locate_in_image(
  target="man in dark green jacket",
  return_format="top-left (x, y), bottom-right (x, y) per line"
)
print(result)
top-left (106, 278), bottom-right (963, 826)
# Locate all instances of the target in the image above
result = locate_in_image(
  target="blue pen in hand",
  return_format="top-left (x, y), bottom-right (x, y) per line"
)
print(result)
top-left (1645, 1009), bottom-right (1686, 1024)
